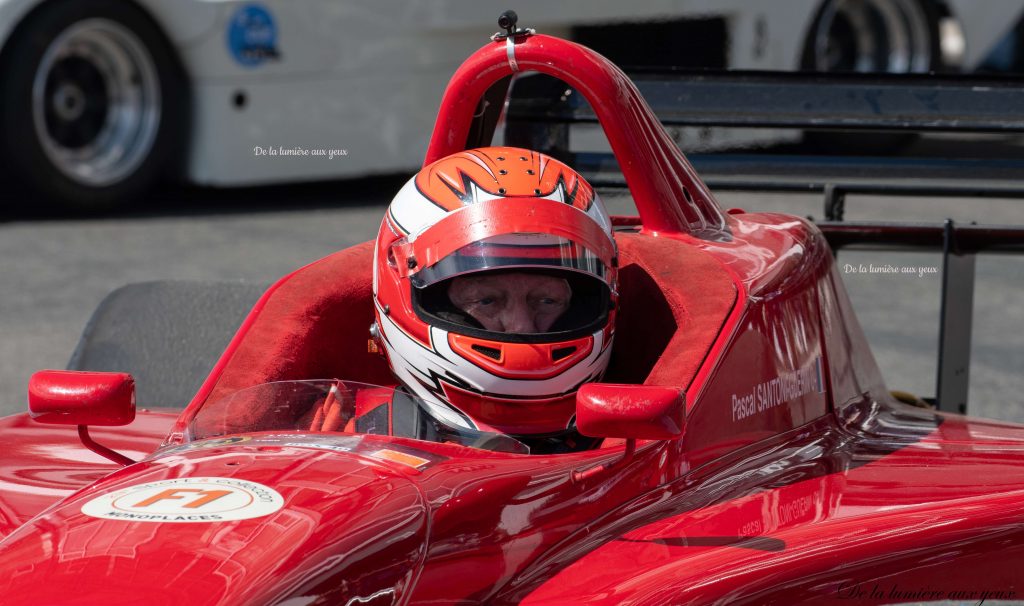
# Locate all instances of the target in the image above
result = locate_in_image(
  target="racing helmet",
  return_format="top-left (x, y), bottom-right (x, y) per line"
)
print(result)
top-left (372, 146), bottom-right (618, 436)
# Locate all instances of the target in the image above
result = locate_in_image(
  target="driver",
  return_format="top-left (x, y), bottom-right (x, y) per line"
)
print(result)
top-left (315, 147), bottom-right (618, 453)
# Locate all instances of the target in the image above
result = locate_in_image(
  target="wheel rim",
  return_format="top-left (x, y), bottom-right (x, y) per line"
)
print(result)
top-left (31, 18), bottom-right (161, 187)
top-left (812, 0), bottom-right (933, 73)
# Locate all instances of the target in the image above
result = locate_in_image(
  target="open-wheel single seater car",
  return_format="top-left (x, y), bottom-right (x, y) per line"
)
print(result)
top-left (3, 18), bottom-right (1024, 606)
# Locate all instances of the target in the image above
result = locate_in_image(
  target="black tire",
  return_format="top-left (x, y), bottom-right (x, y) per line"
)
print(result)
top-left (800, 0), bottom-right (941, 155)
top-left (0, 0), bottom-right (188, 212)
top-left (801, 0), bottom-right (943, 74)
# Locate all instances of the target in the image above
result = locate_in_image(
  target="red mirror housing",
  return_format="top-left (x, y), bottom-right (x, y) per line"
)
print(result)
top-left (576, 383), bottom-right (685, 440)
top-left (28, 370), bottom-right (136, 426)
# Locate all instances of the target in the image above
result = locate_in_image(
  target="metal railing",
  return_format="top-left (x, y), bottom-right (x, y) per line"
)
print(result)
top-left (499, 70), bottom-right (1024, 412)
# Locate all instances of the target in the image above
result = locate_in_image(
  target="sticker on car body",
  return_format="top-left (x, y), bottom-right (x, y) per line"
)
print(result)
top-left (158, 434), bottom-right (446, 472)
top-left (371, 448), bottom-right (432, 469)
top-left (277, 440), bottom-right (439, 470)
top-left (191, 436), bottom-right (252, 448)
top-left (281, 441), bottom-right (354, 453)
top-left (226, 4), bottom-right (280, 67)
top-left (81, 477), bottom-right (284, 523)
top-left (731, 356), bottom-right (824, 422)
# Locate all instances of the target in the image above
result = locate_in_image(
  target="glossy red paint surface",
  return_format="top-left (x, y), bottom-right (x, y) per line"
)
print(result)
top-left (28, 369), bottom-right (135, 426)
top-left (520, 412), bottom-right (1024, 605)
top-left (425, 33), bottom-right (728, 237)
top-left (0, 410), bottom-right (176, 538)
top-left (577, 383), bottom-right (685, 439)
top-left (2, 411), bottom-right (1023, 604)
top-left (2, 30), bottom-right (1023, 606)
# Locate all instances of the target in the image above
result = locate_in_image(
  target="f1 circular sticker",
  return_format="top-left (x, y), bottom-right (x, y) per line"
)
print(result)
top-left (81, 477), bottom-right (284, 523)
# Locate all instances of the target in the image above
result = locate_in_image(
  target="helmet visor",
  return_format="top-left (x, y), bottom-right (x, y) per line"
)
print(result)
top-left (410, 233), bottom-right (608, 289)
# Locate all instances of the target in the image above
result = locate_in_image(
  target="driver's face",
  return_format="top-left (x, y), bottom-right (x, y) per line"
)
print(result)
top-left (447, 272), bottom-right (571, 333)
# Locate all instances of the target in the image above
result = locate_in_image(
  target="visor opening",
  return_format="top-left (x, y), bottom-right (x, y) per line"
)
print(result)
top-left (413, 268), bottom-right (612, 344)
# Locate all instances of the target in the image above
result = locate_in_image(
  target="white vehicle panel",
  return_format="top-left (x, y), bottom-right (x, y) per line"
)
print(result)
top-left (188, 71), bottom-right (445, 185)
top-left (178, 0), bottom-right (811, 185)
top-left (135, 0), bottom-right (220, 46)
top-left (946, 0), bottom-right (1024, 67)
top-left (4, 0), bottom-right (1024, 192)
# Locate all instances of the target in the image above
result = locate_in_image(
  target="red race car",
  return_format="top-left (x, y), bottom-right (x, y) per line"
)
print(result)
top-left (2, 15), bottom-right (1024, 606)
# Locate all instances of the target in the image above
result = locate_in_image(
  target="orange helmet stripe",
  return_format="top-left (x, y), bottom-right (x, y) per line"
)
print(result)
top-left (391, 197), bottom-right (615, 280)
top-left (415, 147), bottom-right (594, 212)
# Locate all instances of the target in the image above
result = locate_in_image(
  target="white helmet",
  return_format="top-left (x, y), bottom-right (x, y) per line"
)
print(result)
top-left (372, 147), bottom-right (618, 436)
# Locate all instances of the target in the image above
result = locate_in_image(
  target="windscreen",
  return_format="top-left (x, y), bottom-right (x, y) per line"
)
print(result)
top-left (186, 380), bottom-right (529, 454)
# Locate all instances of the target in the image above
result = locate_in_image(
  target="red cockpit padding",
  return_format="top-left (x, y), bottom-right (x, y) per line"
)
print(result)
top-left (195, 234), bottom-right (736, 429)
top-left (199, 241), bottom-right (394, 415)
top-left (606, 233), bottom-right (737, 390)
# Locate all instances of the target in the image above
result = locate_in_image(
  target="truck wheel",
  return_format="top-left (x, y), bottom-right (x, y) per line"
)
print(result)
top-left (0, 0), bottom-right (187, 211)
top-left (800, 1), bottom-right (942, 154)
top-left (802, 0), bottom-right (942, 74)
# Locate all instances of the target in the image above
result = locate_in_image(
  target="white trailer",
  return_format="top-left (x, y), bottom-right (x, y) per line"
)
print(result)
top-left (1, 0), bottom-right (1021, 208)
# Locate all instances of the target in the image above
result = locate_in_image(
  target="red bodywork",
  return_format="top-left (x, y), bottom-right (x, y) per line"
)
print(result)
top-left (2, 33), bottom-right (1023, 605)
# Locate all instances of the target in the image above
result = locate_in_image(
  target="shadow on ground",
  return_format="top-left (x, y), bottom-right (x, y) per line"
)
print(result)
top-left (0, 173), bottom-right (409, 223)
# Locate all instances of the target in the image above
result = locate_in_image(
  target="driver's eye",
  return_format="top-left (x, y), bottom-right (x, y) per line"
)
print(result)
top-left (478, 297), bottom-right (496, 306)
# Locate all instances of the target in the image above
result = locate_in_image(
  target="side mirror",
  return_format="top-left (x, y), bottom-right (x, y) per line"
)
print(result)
top-left (28, 370), bottom-right (137, 466)
top-left (29, 370), bottom-right (136, 426)
top-left (576, 383), bottom-right (685, 440)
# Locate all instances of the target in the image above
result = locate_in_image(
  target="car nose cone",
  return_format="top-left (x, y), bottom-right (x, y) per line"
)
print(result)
top-left (0, 441), bottom-right (430, 605)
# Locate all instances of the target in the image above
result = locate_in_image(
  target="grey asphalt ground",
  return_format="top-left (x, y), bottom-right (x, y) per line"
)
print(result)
top-left (1, 182), bottom-right (1022, 423)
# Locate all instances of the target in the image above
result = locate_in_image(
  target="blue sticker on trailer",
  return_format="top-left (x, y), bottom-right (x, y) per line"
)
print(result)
top-left (227, 4), bottom-right (280, 67)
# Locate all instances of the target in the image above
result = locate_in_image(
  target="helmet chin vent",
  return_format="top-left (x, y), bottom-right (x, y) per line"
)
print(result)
top-left (471, 344), bottom-right (503, 361)
top-left (551, 346), bottom-right (578, 361)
